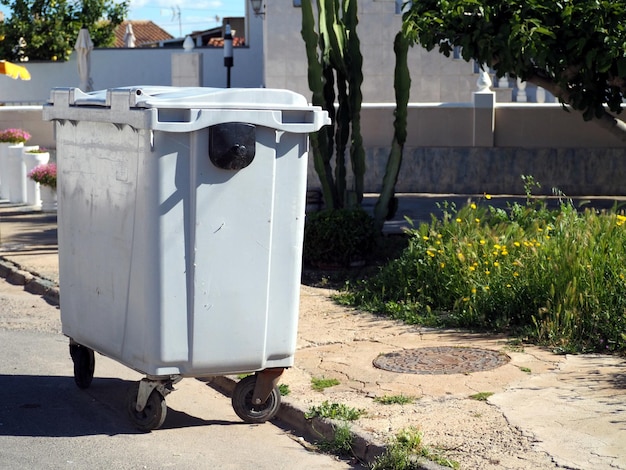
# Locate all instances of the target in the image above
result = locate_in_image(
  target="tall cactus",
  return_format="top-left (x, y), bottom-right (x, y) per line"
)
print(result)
top-left (374, 31), bottom-right (411, 231)
top-left (344, 0), bottom-right (364, 205)
top-left (301, 0), bottom-right (365, 210)
top-left (301, 0), bottom-right (337, 207)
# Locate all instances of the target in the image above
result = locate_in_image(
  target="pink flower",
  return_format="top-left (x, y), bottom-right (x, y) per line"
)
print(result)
top-left (0, 128), bottom-right (31, 144)
top-left (28, 163), bottom-right (56, 189)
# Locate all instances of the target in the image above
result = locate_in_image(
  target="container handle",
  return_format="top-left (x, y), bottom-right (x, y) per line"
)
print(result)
top-left (150, 108), bottom-right (330, 134)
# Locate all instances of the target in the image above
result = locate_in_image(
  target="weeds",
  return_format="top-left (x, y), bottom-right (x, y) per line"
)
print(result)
top-left (370, 427), bottom-right (459, 469)
top-left (374, 394), bottom-right (417, 405)
top-left (311, 376), bottom-right (340, 391)
top-left (338, 181), bottom-right (626, 354)
top-left (317, 422), bottom-right (354, 456)
top-left (469, 392), bottom-right (494, 401)
top-left (307, 404), bottom-right (359, 459)
top-left (278, 384), bottom-right (290, 396)
top-left (305, 400), bottom-right (365, 421)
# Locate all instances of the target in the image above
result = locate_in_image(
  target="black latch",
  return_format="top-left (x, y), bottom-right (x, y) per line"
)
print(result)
top-left (209, 123), bottom-right (256, 170)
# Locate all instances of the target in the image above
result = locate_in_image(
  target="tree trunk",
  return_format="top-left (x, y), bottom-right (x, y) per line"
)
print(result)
top-left (526, 74), bottom-right (626, 144)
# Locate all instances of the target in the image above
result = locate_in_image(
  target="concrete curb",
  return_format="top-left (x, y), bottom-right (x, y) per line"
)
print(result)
top-left (0, 257), bottom-right (60, 306)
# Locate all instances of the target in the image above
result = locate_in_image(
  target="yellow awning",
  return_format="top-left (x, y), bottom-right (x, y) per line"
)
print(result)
top-left (0, 60), bottom-right (31, 80)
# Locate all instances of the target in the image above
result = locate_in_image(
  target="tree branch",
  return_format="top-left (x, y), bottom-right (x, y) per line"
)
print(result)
top-left (525, 73), bottom-right (626, 144)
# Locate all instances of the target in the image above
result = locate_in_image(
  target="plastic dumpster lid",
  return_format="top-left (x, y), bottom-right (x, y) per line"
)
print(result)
top-left (44, 86), bottom-right (331, 134)
top-left (68, 86), bottom-right (312, 110)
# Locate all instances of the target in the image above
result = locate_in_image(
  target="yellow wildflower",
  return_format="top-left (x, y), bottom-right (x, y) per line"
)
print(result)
top-left (470, 203), bottom-right (477, 210)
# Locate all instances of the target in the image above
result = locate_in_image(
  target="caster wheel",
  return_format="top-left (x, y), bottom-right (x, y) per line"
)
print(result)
top-left (69, 344), bottom-right (95, 389)
top-left (126, 382), bottom-right (167, 432)
top-left (232, 375), bottom-right (281, 424)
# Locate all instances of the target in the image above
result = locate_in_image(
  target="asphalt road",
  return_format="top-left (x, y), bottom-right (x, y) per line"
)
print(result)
top-left (0, 278), bottom-right (360, 470)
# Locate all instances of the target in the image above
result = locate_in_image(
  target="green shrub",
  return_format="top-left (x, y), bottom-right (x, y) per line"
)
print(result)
top-left (304, 208), bottom-right (377, 267)
top-left (339, 188), bottom-right (626, 354)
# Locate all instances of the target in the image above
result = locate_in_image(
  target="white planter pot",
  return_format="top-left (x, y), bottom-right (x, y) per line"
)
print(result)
top-left (23, 150), bottom-right (50, 207)
top-left (40, 185), bottom-right (57, 212)
top-left (6, 144), bottom-right (27, 203)
top-left (0, 142), bottom-right (23, 200)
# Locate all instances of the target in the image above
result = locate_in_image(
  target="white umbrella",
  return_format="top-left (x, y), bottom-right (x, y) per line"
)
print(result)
top-left (74, 28), bottom-right (94, 92)
top-left (123, 23), bottom-right (136, 48)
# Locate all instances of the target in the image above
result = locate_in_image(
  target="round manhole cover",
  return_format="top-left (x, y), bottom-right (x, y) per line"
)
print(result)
top-left (373, 347), bottom-right (510, 375)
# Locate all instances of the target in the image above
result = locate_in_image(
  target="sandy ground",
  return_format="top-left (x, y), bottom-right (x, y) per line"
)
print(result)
top-left (283, 285), bottom-right (625, 470)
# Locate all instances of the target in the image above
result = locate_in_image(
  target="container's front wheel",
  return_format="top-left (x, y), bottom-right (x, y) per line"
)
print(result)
top-left (69, 343), bottom-right (95, 389)
top-left (126, 382), bottom-right (167, 432)
top-left (232, 375), bottom-right (281, 423)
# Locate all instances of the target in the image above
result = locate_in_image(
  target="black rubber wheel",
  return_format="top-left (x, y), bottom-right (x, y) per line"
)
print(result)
top-left (231, 375), bottom-right (281, 424)
top-left (125, 382), bottom-right (167, 432)
top-left (69, 344), bottom-right (95, 389)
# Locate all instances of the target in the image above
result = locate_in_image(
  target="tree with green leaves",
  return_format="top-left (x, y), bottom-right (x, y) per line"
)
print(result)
top-left (0, 0), bottom-right (128, 62)
top-left (402, 0), bottom-right (626, 142)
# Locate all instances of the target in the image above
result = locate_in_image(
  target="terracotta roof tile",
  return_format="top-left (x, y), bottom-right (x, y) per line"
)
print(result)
top-left (113, 20), bottom-right (174, 48)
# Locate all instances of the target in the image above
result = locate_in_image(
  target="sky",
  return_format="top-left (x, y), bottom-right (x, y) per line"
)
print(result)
top-left (127, 0), bottom-right (246, 38)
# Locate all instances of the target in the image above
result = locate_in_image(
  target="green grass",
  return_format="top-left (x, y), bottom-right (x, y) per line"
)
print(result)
top-left (373, 394), bottom-right (417, 405)
top-left (370, 427), bottom-right (459, 469)
top-left (305, 400), bottom-right (365, 421)
top-left (278, 383), bottom-right (290, 396)
top-left (311, 376), bottom-right (340, 391)
top-left (469, 392), bottom-right (494, 401)
top-left (337, 179), bottom-right (626, 354)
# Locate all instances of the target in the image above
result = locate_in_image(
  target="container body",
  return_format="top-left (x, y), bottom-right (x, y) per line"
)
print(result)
top-left (45, 86), bottom-right (328, 377)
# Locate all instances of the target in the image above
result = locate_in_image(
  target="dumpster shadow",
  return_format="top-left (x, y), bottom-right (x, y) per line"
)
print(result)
top-left (0, 374), bottom-right (239, 437)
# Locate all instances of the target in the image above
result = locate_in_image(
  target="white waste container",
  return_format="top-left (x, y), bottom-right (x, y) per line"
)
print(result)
top-left (43, 86), bottom-right (329, 430)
